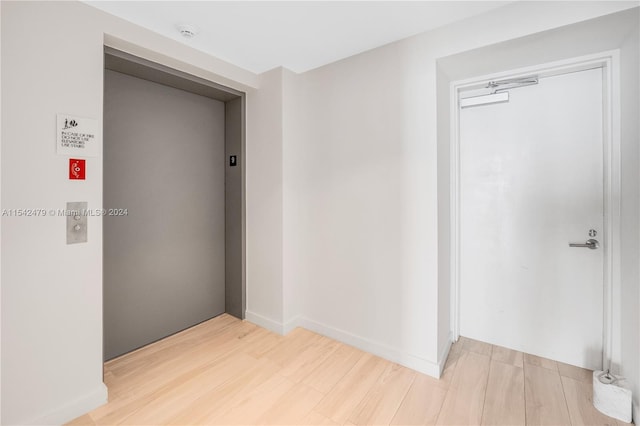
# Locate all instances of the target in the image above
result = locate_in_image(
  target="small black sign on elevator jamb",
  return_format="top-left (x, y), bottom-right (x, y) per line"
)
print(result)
top-left (229, 155), bottom-right (237, 167)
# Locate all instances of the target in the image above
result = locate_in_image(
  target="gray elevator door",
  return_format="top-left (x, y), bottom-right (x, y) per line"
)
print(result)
top-left (104, 69), bottom-right (226, 360)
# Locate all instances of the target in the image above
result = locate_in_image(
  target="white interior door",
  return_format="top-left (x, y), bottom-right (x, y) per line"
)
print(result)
top-left (459, 67), bottom-right (604, 370)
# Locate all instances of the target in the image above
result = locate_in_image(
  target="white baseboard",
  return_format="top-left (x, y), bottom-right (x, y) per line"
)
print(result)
top-left (245, 310), bottom-right (285, 335)
top-left (24, 382), bottom-right (107, 425)
top-left (283, 316), bottom-right (300, 334)
top-left (292, 316), bottom-right (441, 378)
top-left (244, 311), bottom-right (303, 335)
top-left (437, 335), bottom-right (454, 377)
top-left (244, 312), bottom-right (442, 378)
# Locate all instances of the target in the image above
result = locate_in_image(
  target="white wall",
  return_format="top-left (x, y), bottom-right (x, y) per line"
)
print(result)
top-left (283, 1), bottom-right (639, 377)
top-left (245, 67), bottom-right (284, 332)
top-left (619, 9), bottom-right (640, 419)
top-left (282, 68), bottom-right (306, 330)
top-left (245, 65), bottom-right (308, 334)
top-left (0, 2), bottom-right (279, 424)
top-left (245, 66), bottom-right (309, 335)
top-left (293, 39), bottom-right (441, 373)
top-left (2, 3), bottom-right (106, 422)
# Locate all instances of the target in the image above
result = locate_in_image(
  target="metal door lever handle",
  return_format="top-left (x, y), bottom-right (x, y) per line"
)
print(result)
top-left (569, 239), bottom-right (599, 249)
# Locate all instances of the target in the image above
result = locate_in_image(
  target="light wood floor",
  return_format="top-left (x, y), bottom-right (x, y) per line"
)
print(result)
top-left (68, 314), bottom-right (631, 425)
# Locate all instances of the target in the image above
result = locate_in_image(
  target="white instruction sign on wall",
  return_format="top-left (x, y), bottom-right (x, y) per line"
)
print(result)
top-left (56, 114), bottom-right (99, 157)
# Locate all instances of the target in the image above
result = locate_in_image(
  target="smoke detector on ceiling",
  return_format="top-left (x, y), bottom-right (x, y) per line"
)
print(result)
top-left (177, 24), bottom-right (198, 39)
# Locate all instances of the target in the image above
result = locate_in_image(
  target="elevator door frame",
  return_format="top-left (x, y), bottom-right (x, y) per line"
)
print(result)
top-left (102, 47), bottom-right (247, 356)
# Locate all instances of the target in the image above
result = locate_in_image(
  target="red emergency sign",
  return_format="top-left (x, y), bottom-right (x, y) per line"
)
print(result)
top-left (69, 159), bottom-right (86, 180)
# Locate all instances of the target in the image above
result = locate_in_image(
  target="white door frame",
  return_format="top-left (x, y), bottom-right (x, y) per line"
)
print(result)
top-left (449, 50), bottom-right (621, 370)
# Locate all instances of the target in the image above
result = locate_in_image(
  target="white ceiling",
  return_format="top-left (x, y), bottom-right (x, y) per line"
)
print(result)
top-left (87, 1), bottom-right (511, 73)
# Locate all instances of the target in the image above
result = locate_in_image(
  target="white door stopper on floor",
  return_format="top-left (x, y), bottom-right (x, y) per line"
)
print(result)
top-left (593, 370), bottom-right (632, 423)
